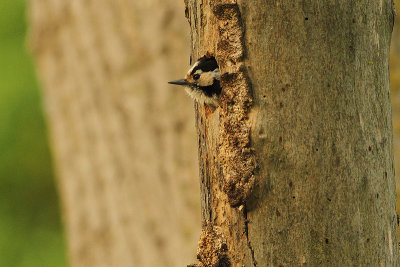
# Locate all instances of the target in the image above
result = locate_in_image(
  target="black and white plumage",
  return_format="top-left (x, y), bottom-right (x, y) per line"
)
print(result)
top-left (168, 56), bottom-right (221, 106)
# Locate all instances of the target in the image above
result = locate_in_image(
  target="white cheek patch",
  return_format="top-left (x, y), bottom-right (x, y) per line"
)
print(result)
top-left (197, 68), bottom-right (220, 87)
top-left (198, 73), bottom-right (213, 87)
top-left (184, 87), bottom-right (219, 106)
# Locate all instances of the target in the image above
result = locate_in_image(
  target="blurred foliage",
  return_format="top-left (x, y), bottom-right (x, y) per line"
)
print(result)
top-left (0, 1), bottom-right (66, 266)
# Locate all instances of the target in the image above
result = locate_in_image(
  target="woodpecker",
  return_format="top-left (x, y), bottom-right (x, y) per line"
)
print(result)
top-left (168, 56), bottom-right (221, 107)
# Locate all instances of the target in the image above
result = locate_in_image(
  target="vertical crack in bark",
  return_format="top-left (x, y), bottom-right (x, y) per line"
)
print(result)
top-left (243, 205), bottom-right (257, 267)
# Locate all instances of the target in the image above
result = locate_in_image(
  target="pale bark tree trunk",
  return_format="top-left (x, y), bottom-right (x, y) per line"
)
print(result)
top-left (391, 0), bottom-right (400, 233)
top-left (185, 0), bottom-right (399, 266)
top-left (28, 1), bottom-right (201, 266)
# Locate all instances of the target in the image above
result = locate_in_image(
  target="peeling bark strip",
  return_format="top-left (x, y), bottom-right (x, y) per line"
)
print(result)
top-left (212, 2), bottom-right (256, 207)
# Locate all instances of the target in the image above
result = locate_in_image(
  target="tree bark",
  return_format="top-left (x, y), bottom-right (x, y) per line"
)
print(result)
top-left (28, 1), bottom-right (201, 266)
top-left (185, 0), bottom-right (399, 266)
top-left (391, 0), bottom-right (400, 236)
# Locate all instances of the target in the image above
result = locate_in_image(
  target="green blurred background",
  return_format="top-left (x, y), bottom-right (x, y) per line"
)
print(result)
top-left (0, 1), bottom-right (66, 266)
top-left (2, 1), bottom-right (400, 266)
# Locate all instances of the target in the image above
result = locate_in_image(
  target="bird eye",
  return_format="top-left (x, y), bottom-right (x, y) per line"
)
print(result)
top-left (193, 74), bottom-right (200, 80)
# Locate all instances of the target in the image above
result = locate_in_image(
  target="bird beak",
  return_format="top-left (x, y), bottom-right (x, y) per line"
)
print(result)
top-left (168, 79), bottom-right (189, 86)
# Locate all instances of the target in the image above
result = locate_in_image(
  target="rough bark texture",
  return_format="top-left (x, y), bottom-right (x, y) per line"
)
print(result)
top-left (391, 0), bottom-right (400, 239)
top-left (186, 0), bottom-right (399, 266)
top-left (28, 1), bottom-right (201, 266)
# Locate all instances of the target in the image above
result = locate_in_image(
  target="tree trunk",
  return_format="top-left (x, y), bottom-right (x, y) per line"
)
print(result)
top-left (391, 0), bottom-right (400, 237)
top-left (28, 1), bottom-right (201, 266)
top-left (185, 0), bottom-right (399, 266)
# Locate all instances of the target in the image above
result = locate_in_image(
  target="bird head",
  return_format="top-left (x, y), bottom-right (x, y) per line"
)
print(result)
top-left (168, 56), bottom-right (221, 106)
